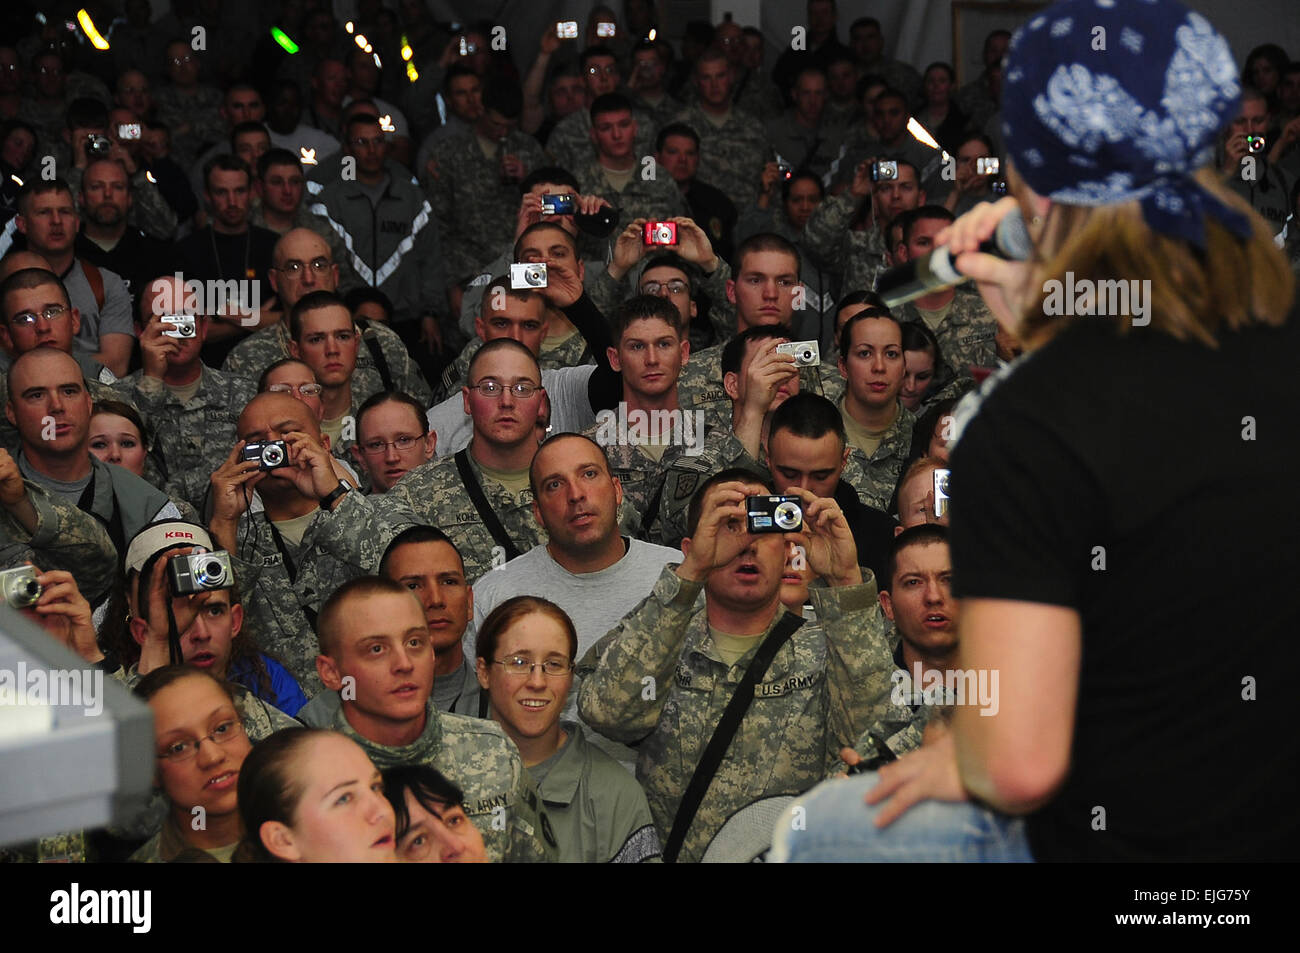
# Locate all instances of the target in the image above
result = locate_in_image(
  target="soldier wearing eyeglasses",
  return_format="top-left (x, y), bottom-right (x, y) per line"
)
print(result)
top-left (352, 391), bottom-right (436, 494)
top-left (378, 339), bottom-right (549, 583)
top-left (113, 274), bottom-right (257, 511)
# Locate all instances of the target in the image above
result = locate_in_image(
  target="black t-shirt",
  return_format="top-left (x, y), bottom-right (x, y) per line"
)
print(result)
top-left (176, 225), bottom-right (278, 366)
top-left (949, 313), bottom-right (1300, 862)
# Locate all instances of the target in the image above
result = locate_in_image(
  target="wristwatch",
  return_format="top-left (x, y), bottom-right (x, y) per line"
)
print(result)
top-left (320, 481), bottom-right (351, 511)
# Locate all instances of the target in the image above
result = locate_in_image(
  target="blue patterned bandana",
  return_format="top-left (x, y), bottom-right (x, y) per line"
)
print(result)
top-left (1001, 0), bottom-right (1252, 247)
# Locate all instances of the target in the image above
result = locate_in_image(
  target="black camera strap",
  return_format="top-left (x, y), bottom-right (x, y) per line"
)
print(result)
top-left (454, 449), bottom-right (522, 561)
top-left (662, 611), bottom-right (806, 863)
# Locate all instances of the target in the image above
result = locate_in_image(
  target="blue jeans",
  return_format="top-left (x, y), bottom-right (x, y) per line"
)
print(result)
top-left (770, 771), bottom-right (1035, 862)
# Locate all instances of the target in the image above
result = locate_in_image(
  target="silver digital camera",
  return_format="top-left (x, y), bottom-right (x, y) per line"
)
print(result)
top-left (510, 262), bottom-right (548, 289)
top-left (168, 551), bottom-right (234, 596)
top-left (776, 340), bottom-right (821, 367)
top-left (161, 314), bottom-right (196, 338)
top-left (1, 565), bottom-right (42, 608)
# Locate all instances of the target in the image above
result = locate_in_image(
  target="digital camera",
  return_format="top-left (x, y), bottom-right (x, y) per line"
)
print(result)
top-left (556, 21), bottom-right (578, 39)
top-left (1246, 136), bottom-right (1266, 154)
top-left (976, 156), bottom-right (999, 176)
top-left (871, 160), bottom-right (898, 182)
top-left (541, 193), bottom-right (575, 215)
top-left (596, 22), bottom-right (616, 37)
top-left (168, 551), bottom-right (234, 596)
top-left (776, 340), bottom-right (820, 367)
top-left (934, 467), bottom-right (951, 519)
top-left (242, 439), bottom-right (288, 470)
top-left (746, 495), bottom-right (804, 534)
top-left (86, 134), bottom-right (112, 158)
top-left (776, 157), bottom-right (794, 181)
top-left (0, 565), bottom-right (42, 609)
top-left (510, 262), bottom-right (548, 288)
top-left (160, 315), bottom-right (196, 338)
top-left (643, 221), bottom-right (678, 246)
top-left (118, 123), bottom-right (141, 141)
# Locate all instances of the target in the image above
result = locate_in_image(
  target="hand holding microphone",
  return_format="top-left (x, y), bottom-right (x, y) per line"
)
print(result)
top-left (877, 196), bottom-right (1035, 332)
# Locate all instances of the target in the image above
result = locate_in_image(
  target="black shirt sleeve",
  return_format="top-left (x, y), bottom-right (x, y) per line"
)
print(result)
top-left (946, 368), bottom-right (1107, 611)
top-left (561, 292), bottom-right (622, 413)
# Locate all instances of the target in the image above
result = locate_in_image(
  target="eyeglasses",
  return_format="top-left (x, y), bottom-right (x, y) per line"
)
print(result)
top-left (170, 55), bottom-right (195, 67)
top-left (492, 656), bottom-right (574, 677)
top-left (267, 382), bottom-right (324, 397)
top-left (587, 65), bottom-right (618, 76)
top-left (360, 434), bottom-right (422, 455)
top-left (277, 256), bottom-right (332, 276)
top-left (11, 304), bottom-right (68, 327)
top-left (350, 135), bottom-right (385, 149)
top-left (467, 380), bottom-right (541, 399)
top-left (157, 718), bottom-right (245, 762)
top-left (641, 279), bottom-right (689, 296)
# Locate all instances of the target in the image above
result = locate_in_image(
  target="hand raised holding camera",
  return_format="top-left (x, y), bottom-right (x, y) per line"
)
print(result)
top-left (535, 260), bottom-right (584, 308)
top-left (30, 568), bottom-right (102, 664)
top-left (678, 480), bottom-right (757, 582)
top-left (608, 218), bottom-right (648, 281)
top-left (670, 217), bottom-right (719, 272)
top-left (783, 486), bottom-right (861, 588)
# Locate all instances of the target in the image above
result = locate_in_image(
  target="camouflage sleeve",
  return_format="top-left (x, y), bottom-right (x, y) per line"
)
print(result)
top-left (545, 116), bottom-right (588, 171)
top-left (812, 578), bottom-right (925, 773)
top-left (303, 489), bottom-right (414, 579)
top-left (735, 202), bottom-right (782, 245)
top-left (698, 258), bottom-right (736, 342)
top-left (417, 198), bottom-right (447, 317)
top-left (504, 762), bottom-right (560, 863)
top-left (379, 327), bottom-right (433, 406)
top-left (656, 432), bottom-right (760, 548)
top-left (127, 170), bottom-right (179, 240)
top-left (800, 191), bottom-right (858, 272)
top-left (586, 266), bottom-right (627, 321)
top-left (11, 481), bottom-right (118, 603)
top-left (576, 565), bottom-right (702, 741)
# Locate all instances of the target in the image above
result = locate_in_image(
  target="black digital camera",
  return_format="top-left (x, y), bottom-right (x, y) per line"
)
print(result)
top-left (242, 440), bottom-right (288, 470)
top-left (746, 495), bottom-right (804, 533)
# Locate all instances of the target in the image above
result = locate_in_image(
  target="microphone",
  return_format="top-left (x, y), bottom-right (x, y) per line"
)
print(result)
top-left (875, 205), bottom-right (1033, 308)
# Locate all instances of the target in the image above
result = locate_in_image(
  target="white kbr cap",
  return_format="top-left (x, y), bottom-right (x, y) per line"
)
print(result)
top-left (125, 520), bottom-right (215, 574)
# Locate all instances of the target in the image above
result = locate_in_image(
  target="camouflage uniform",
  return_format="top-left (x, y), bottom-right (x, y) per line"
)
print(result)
top-left (800, 192), bottom-right (889, 294)
top-left (763, 112), bottom-right (848, 181)
top-left (435, 330), bottom-right (594, 403)
top-left (129, 815), bottom-right (236, 863)
top-left (0, 480), bottom-right (118, 604)
top-left (671, 104), bottom-right (772, 210)
top-left (577, 565), bottom-right (922, 863)
top-left (571, 155), bottom-right (689, 228)
top-left (831, 126), bottom-right (948, 202)
top-left (248, 202), bottom-right (362, 294)
top-left (329, 700), bottom-right (559, 863)
top-left (840, 400), bottom-right (916, 513)
top-left (63, 165), bottom-right (178, 243)
top-left (899, 287), bottom-right (1000, 375)
top-left (676, 343), bottom-right (824, 437)
top-left (221, 319), bottom-right (433, 407)
top-left (655, 428), bottom-right (763, 548)
top-left (585, 418), bottom-right (721, 543)
top-left (374, 450), bottom-right (546, 583)
top-left (231, 490), bottom-right (412, 694)
top-left (151, 84), bottom-right (226, 169)
top-left (458, 252), bottom-right (619, 338)
top-left (425, 130), bottom-right (548, 284)
top-left (116, 365), bottom-right (257, 512)
top-left (544, 107), bottom-right (658, 175)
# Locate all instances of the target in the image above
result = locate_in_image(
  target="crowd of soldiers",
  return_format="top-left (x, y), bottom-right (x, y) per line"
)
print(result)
top-left (1, 0), bottom-right (1297, 864)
